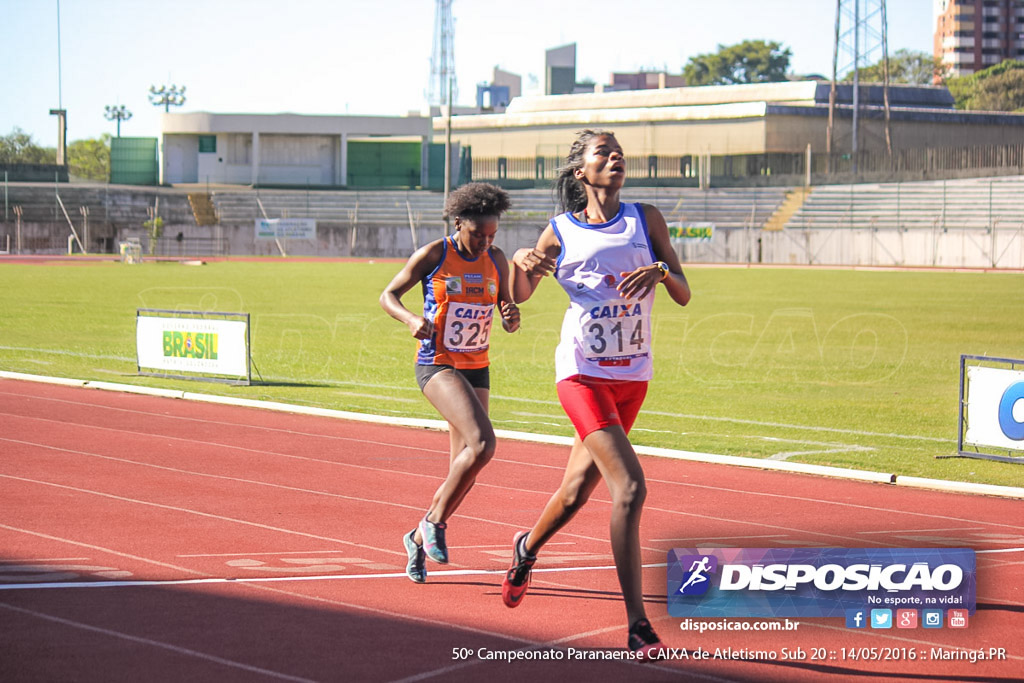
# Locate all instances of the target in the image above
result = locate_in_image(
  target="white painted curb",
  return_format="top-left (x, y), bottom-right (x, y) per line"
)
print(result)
top-left (2, 370), bottom-right (1020, 498)
top-left (895, 476), bottom-right (1024, 499)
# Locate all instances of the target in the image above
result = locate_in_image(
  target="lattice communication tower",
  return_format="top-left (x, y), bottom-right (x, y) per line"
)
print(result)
top-left (428, 0), bottom-right (457, 108)
top-left (827, 0), bottom-right (892, 164)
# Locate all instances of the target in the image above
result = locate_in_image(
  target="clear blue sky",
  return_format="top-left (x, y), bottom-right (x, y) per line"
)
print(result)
top-left (1, 0), bottom-right (936, 148)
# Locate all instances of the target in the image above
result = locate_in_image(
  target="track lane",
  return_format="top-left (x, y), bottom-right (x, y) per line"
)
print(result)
top-left (1, 377), bottom-right (1021, 682)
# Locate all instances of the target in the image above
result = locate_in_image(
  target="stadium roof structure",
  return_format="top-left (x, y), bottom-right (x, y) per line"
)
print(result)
top-left (434, 80), bottom-right (1024, 158)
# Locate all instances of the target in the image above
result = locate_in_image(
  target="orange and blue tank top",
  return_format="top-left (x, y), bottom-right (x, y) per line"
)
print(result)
top-left (417, 235), bottom-right (501, 369)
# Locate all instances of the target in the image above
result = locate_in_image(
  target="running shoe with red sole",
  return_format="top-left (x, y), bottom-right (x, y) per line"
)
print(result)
top-left (628, 618), bottom-right (668, 660)
top-left (502, 531), bottom-right (536, 608)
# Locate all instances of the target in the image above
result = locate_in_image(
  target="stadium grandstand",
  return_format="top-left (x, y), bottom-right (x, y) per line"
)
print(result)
top-left (3, 176), bottom-right (1022, 268)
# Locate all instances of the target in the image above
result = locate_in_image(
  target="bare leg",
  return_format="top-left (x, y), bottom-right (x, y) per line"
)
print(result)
top-left (442, 387), bottom-right (490, 518)
top-left (524, 426), bottom-right (648, 626)
top-left (522, 435), bottom-right (602, 553)
top-left (413, 373), bottom-right (494, 544)
top-left (580, 426), bottom-right (648, 626)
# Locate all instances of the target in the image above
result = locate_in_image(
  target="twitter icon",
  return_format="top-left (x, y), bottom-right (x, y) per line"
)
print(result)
top-left (870, 609), bottom-right (893, 629)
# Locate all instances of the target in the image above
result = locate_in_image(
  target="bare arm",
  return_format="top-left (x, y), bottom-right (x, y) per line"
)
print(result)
top-left (379, 241), bottom-right (445, 340)
top-left (510, 224), bottom-right (561, 303)
top-left (489, 247), bottom-right (521, 333)
top-left (615, 204), bottom-right (691, 306)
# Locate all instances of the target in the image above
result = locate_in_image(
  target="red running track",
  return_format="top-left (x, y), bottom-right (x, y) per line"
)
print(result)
top-left (0, 377), bottom-right (1021, 682)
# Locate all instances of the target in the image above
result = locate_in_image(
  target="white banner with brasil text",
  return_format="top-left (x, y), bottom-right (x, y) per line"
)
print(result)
top-left (255, 218), bottom-right (317, 241)
top-left (137, 314), bottom-right (249, 379)
top-left (965, 365), bottom-right (1024, 452)
top-left (668, 222), bottom-right (715, 242)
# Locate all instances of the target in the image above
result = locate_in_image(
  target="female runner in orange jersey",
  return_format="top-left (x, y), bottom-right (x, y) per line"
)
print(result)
top-left (380, 182), bottom-right (520, 583)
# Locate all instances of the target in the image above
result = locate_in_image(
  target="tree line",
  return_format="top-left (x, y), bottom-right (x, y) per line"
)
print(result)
top-left (0, 128), bottom-right (110, 182)
top-left (681, 40), bottom-right (1023, 111)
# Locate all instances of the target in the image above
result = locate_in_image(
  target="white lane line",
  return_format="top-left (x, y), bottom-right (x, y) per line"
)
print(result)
top-left (977, 547), bottom-right (1024, 555)
top-left (0, 436), bottom-right (619, 553)
top-left (0, 601), bottom-right (315, 682)
top-left (1, 436), bottom-right (428, 513)
top-left (0, 561), bottom-right (668, 591)
top-left (5, 414), bottom-right (1022, 553)
top-left (650, 535), bottom-right (787, 543)
top-left (642, 503), bottom-right (916, 548)
top-left (2, 432), bottom-right (1005, 564)
top-left (4, 410), bottom-right (1014, 534)
top-left (0, 474), bottom-right (408, 559)
top-left (856, 527), bottom-right (986, 535)
top-left (639, 407), bottom-right (949, 443)
top-left (0, 380), bottom-right (947, 444)
top-left (768, 447), bottom-right (872, 460)
top-left (0, 348), bottom-right (133, 362)
top-left (638, 477), bottom-right (1024, 532)
top-left (178, 550), bottom-right (362, 558)
top-left (0, 405), bottom-right (445, 456)
top-left (0, 524), bottom-right (208, 577)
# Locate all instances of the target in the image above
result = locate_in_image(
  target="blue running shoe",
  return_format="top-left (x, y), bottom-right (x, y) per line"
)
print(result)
top-left (419, 517), bottom-right (449, 564)
top-left (403, 529), bottom-right (426, 583)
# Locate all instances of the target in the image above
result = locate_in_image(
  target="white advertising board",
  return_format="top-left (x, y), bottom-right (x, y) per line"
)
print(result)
top-left (668, 222), bottom-right (715, 242)
top-left (964, 365), bottom-right (1024, 453)
top-left (137, 313), bottom-right (249, 381)
top-left (255, 218), bottom-right (317, 241)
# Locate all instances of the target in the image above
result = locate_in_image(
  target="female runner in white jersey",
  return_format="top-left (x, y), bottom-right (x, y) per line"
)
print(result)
top-left (502, 130), bottom-right (691, 657)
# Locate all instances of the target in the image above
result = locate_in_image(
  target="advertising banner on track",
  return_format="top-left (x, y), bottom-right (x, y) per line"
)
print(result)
top-left (255, 218), bottom-right (317, 241)
top-left (964, 364), bottom-right (1024, 453)
top-left (668, 222), bottom-right (714, 242)
top-left (136, 310), bottom-right (250, 383)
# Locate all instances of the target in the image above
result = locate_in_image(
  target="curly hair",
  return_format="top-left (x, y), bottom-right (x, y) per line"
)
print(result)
top-left (443, 182), bottom-right (512, 220)
top-left (553, 129), bottom-right (615, 214)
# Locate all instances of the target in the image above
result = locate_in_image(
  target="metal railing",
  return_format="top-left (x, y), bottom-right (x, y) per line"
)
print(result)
top-left (470, 143), bottom-right (1024, 188)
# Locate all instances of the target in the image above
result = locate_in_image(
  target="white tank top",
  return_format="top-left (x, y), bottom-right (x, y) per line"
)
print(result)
top-left (551, 202), bottom-right (658, 382)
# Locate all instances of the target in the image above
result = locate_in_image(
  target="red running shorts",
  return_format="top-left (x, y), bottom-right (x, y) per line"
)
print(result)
top-left (556, 374), bottom-right (649, 439)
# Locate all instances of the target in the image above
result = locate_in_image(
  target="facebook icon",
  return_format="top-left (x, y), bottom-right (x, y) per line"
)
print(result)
top-left (845, 609), bottom-right (867, 629)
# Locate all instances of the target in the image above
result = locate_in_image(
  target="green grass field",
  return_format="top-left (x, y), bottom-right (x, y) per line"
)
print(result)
top-left (1, 258), bottom-right (1022, 487)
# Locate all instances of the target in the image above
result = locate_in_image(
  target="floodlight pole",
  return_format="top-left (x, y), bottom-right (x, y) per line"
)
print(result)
top-left (104, 105), bottom-right (133, 137)
top-left (852, 0), bottom-right (860, 172)
top-left (149, 84), bottom-right (187, 113)
top-left (444, 75), bottom-right (453, 236)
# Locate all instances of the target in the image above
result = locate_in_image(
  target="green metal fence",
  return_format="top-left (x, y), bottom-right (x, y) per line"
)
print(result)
top-left (346, 141), bottom-right (422, 188)
top-left (110, 137), bottom-right (159, 186)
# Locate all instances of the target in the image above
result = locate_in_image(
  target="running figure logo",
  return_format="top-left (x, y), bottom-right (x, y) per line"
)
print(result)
top-left (676, 554), bottom-right (717, 596)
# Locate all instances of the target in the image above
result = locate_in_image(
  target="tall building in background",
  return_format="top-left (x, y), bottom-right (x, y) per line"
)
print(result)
top-left (492, 67), bottom-right (522, 100)
top-left (475, 67), bottom-right (521, 113)
top-left (545, 44), bottom-right (577, 95)
top-left (934, 0), bottom-right (1024, 79)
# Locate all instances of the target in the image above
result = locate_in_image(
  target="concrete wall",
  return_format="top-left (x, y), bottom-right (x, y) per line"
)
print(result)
top-left (6, 218), bottom-right (1019, 269)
